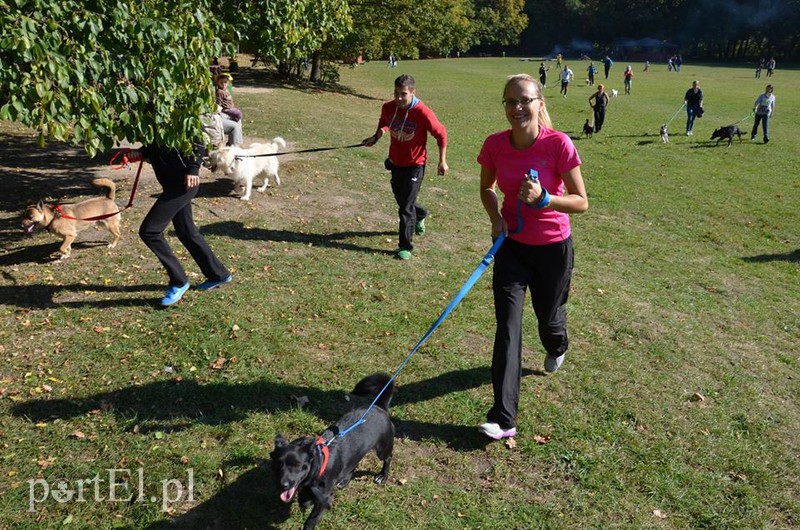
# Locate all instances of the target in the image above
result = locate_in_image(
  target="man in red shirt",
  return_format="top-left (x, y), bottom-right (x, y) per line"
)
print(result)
top-left (363, 74), bottom-right (448, 260)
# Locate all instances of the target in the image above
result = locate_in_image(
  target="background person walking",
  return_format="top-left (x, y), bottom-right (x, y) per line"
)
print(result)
top-left (603, 55), bottom-right (613, 79)
top-left (559, 65), bottom-right (574, 97)
top-left (683, 80), bottom-right (703, 136)
top-left (623, 65), bottom-right (633, 95)
top-left (588, 84), bottom-right (609, 132)
top-left (751, 84), bottom-right (775, 144)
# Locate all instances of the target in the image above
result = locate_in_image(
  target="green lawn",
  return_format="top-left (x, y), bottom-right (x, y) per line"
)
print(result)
top-left (0, 57), bottom-right (798, 529)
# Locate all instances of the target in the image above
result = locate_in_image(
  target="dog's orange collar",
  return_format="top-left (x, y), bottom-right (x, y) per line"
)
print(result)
top-left (315, 437), bottom-right (330, 477)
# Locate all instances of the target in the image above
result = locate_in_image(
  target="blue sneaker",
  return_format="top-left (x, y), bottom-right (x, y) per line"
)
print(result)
top-left (197, 274), bottom-right (232, 291)
top-left (161, 282), bottom-right (190, 307)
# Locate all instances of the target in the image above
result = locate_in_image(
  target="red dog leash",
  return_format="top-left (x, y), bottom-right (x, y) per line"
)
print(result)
top-left (54, 149), bottom-right (144, 221)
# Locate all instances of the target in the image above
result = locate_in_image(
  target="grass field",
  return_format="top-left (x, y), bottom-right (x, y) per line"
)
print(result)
top-left (1, 57), bottom-right (798, 529)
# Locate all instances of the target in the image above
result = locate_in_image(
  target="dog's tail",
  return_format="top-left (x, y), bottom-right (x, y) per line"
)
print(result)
top-left (352, 373), bottom-right (394, 411)
top-left (272, 137), bottom-right (287, 149)
top-left (91, 178), bottom-right (116, 201)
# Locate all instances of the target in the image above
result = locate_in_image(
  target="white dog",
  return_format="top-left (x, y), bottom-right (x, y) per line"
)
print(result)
top-left (611, 89), bottom-right (619, 97)
top-left (209, 137), bottom-right (286, 200)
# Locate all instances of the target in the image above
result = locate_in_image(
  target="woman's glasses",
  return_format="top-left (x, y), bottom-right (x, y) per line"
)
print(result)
top-left (502, 97), bottom-right (541, 108)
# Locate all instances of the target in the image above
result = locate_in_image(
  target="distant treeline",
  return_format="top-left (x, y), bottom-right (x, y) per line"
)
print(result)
top-left (512, 0), bottom-right (800, 60)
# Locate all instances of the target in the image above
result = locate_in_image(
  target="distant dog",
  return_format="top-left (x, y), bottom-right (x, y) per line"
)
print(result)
top-left (208, 137), bottom-right (286, 200)
top-left (611, 89), bottom-right (619, 97)
top-left (583, 119), bottom-right (594, 138)
top-left (660, 124), bottom-right (669, 143)
top-left (710, 125), bottom-right (743, 147)
top-left (21, 178), bottom-right (121, 259)
top-left (271, 373), bottom-right (395, 530)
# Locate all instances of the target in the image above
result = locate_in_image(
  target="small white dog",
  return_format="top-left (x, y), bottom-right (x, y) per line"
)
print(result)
top-left (660, 124), bottom-right (669, 143)
top-left (209, 137), bottom-right (286, 200)
top-left (611, 89), bottom-right (619, 97)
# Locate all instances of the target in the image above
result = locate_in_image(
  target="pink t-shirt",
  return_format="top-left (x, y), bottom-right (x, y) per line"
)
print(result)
top-left (477, 127), bottom-right (581, 246)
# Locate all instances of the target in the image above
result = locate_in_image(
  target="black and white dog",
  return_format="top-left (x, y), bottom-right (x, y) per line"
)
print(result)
top-left (660, 124), bottom-right (669, 143)
top-left (271, 373), bottom-right (395, 530)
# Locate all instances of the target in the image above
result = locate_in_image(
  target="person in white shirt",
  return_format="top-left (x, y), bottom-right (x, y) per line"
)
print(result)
top-left (751, 84), bottom-right (775, 144)
top-left (559, 65), bottom-right (574, 97)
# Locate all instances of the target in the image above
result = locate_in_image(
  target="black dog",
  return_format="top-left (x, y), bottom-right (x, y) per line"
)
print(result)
top-left (710, 125), bottom-right (743, 146)
top-left (271, 373), bottom-right (395, 530)
top-left (583, 119), bottom-right (594, 138)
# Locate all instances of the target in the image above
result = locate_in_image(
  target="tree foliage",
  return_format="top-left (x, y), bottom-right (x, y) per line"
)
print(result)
top-left (235, 0), bottom-right (351, 65)
top-left (473, 0), bottom-right (528, 47)
top-left (0, 0), bottom-right (228, 156)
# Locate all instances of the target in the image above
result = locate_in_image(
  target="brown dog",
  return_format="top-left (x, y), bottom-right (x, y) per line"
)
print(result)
top-left (21, 178), bottom-right (121, 258)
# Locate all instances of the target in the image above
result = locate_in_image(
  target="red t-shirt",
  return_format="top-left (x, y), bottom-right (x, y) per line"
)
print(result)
top-left (378, 99), bottom-right (447, 167)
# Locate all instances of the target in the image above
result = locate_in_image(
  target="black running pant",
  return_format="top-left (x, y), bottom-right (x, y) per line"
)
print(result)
top-left (487, 237), bottom-right (574, 429)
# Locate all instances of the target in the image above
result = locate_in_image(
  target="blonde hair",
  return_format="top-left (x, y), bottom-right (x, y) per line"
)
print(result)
top-left (504, 74), bottom-right (552, 129)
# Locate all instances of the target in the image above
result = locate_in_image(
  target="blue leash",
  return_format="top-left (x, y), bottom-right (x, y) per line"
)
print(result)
top-left (325, 170), bottom-right (539, 445)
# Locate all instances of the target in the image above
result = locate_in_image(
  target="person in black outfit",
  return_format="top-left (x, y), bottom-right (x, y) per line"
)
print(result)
top-left (683, 80), bottom-right (704, 136)
top-left (588, 84), bottom-right (609, 132)
top-left (131, 142), bottom-right (232, 306)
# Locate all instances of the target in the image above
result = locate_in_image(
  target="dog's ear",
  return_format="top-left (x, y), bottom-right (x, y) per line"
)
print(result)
top-left (274, 433), bottom-right (288, 448)
top-left (37, 199), bottom-right (44, 210)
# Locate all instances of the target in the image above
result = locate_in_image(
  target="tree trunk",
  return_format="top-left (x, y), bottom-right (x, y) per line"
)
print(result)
top-left (310, 50), bottom-right (322, 83)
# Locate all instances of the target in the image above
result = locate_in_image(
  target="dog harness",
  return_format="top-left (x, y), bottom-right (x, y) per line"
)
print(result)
top-left (315, 437), bottom-right (330, 477)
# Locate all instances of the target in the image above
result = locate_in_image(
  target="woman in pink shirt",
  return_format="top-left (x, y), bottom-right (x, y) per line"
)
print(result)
top-left (477, 74), bottom-right (588, 440)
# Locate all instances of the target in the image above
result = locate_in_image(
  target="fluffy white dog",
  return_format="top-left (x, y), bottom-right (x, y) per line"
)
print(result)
top-left (209, 137), bottom-right (287, 200)
top-left (611, 89), bottom-right (619, 97)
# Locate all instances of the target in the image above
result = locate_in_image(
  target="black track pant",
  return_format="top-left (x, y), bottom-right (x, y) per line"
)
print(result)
top-left (487, 237), bottom-right (574, 429)
top-left (389, 163), bottom-right (427, 252)
top-left (139, 184), bottom-right (229, 287)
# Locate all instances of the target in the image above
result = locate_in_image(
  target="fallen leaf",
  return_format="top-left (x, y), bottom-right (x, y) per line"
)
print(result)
top-left (533, 434), bottom-right (552, 445)
top-left (653, 509), bottom-right (666, 519)
top-left (69, 431), bottom-right (86, 439)
top-left (210, 357), bottom-right (226, 370)
top-left (691, 392), bottom-right (706, 402)
top-left (504, 437), bottom-right (517, 449)
top-left (180, 456), bottom-right (190, 465)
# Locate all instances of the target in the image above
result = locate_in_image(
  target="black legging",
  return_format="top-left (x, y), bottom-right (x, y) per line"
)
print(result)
top-left (594, 105), bottom-right (607, 132)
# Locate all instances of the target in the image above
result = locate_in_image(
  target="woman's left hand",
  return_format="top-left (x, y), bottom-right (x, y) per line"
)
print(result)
top-left (518, 178), bottom-right (542, 205)
top-left (185, 175), bottom-right (200, 189)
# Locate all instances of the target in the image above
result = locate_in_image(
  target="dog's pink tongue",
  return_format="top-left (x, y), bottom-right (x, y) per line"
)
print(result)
top-left (280, 486), bottom-right (297, 503)
top-left (24, 224), bottom-right (34, 233)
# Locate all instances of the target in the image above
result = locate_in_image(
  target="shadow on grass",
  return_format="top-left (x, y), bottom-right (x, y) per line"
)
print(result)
top-left (0, 134), bottom-right (101, 216)
top-left (203, 220), bottom-right (395, 255)
top-left (144, 461), bottom-right (290, 530)
top-left (12, 367), bottom-right (539, 526)
top-left (742, 249), bottom-right (800, 263)
top-left (10, 366), bottom-right (537, 447)
top-left (0, 276), bottom-right (164, 309)
top-left (229, 67), bottom-right (382, 102)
